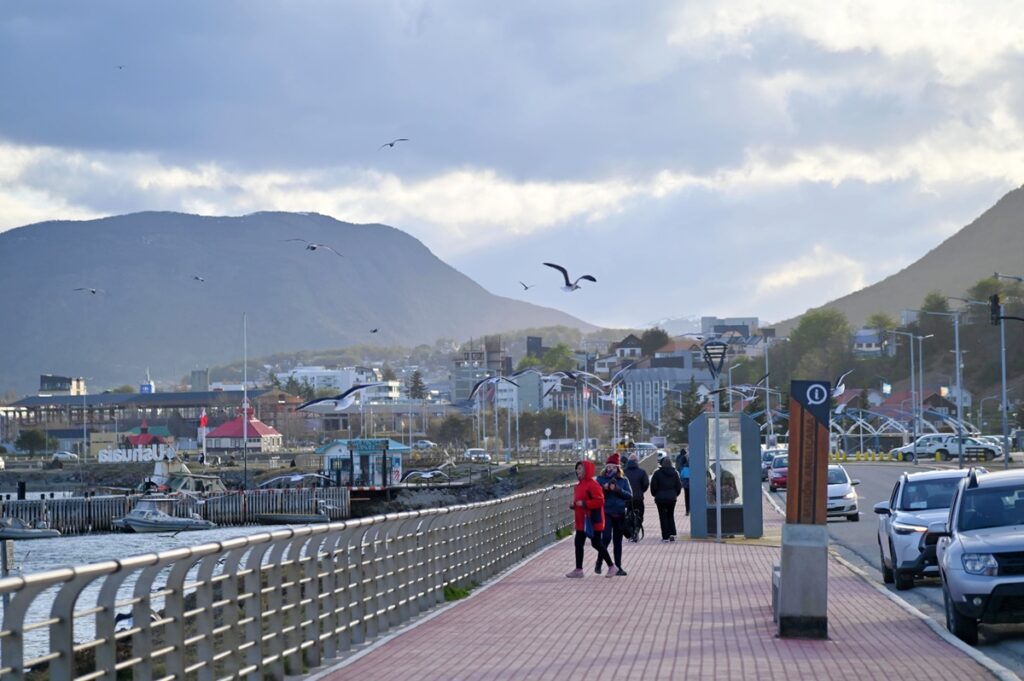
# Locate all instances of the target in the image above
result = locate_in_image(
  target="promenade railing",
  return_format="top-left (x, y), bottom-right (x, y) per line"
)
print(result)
top-left (0, 484), bottom-right (572, 679)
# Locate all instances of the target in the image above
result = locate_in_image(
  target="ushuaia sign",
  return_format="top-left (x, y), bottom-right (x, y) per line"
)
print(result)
top-left (98, 446), bottom-right (178, 463)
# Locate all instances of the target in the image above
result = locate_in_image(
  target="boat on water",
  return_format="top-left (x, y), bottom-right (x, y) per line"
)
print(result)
top-left (113, 495), bottom-right (217, 534)
top-left (0, 517), bottom-right (61, 540)
top-left (254, 512), bottom-right (330, 525)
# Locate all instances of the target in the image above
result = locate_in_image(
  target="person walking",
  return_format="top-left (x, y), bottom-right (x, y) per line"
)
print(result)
top-left (596, 454), bottom-right (633, 576)
top-left (676, 448), bottom-right (691, 516)
top-left (650, 454), bottom-right (682, 541)
top-left (623, 452), bottom-right (649, 540)
top-left (566, 459), bottom-right (616, 578)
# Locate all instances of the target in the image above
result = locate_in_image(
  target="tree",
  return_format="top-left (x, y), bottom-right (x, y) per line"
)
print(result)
top-left (435, 414), bottom-right (472, 447)
top-left (407, 370), bottom-right (427, 399)
top-left (541, 343), bottom-right (576, 372)
top-left (284, 375), bottom-right (302, 396)
top-left (267, 373), bottom-right (282, 390)
top-left (789, 309), bottom-right (853, 381)
top-left (662, 378), bottom-right (706, 443)
top-left (381, 364), bottom-right (397, 381)
top-left (864, 312), bottom-right (897, 332)
top-left (15, 429), bottom-right (53, 455)
top-left (620, 411), bottom-right (642, 440)
top-left (640, 327), bottom-right (671, 357)
top-left (110, 384), bottom-right (136, 394)
top-left (515, 354), bottom-right (542, 372)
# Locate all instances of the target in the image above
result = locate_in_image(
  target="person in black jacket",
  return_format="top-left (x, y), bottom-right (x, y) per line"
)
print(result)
top-left (676, 448), bottom-right (691, 516)
top-left (623, 453), bottom-right (649, 540)
top-left (649, 454), bottom-right (683, 541)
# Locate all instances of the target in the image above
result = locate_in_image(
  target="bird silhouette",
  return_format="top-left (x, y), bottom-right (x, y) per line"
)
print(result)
top-left (467, 376), bottom-right (520, 401)
top-left (832, 369), bottom-right (854, 398)
top-left (370, 328), bottom-right (379, 334)
top-left (297, 383), bottom-right (386, 413)
top-left (519, 281), bottom-right (534, 290)
top-left (116, 65), bottom-right (126, 70)
top-left (74, 287), bottom-right (103, 295)
top-left (543, 262), bottom-right (596, 291)
top-left (378, 138), bottom-right (409, 150)
top-left (284, 239), bottom-right (343, 257)
top-left (193, 275), bottom-right (205, 282)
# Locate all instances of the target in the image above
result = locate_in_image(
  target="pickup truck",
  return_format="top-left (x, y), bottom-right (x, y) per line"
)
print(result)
top-left (891, 434), bottom-right (999, 462)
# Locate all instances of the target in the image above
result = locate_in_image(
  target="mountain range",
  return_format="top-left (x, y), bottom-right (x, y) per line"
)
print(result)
top-left (0, 212), bottom-right (595, 395)
top-left (774, 186), bottom-right (1024, 334)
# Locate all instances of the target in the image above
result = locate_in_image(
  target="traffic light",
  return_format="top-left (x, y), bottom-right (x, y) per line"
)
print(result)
top-left (990, 293), bottom-right (1001, 325)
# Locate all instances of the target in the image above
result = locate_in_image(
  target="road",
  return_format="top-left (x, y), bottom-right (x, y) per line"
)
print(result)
top-left (767, 460), bottom-right (1024, 673)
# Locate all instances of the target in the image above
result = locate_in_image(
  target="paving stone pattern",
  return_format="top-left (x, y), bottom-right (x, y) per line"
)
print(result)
top-left (321, 495), bottom-right (995, 680)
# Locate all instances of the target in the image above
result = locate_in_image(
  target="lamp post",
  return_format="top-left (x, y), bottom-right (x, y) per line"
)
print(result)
top-left (727, 364), bottom-right (744, 413)
top-left (702, 341), bottom-right (728, 544)
top-left (888, 330), bottom-right (917, 460)
top-left (915, 307), bottom-right (966, 467)
top-left (993, 273), bottom-right (1024, 469)
top-left (916, 333), bottom-right (933, 458)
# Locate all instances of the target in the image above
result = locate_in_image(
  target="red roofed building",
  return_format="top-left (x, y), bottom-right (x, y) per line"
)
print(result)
top-left (126, 419), bottom-right (167, 447)
top-left (205, 408), bottom-right (283, 452)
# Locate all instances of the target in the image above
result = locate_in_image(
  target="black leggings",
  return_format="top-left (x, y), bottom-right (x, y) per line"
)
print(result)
top-left (601, 514), bottom-right (627, 567)
top-left (656, 500), bottom-right (678, 539)
top-left (575, 530), bottom-right (613, 570)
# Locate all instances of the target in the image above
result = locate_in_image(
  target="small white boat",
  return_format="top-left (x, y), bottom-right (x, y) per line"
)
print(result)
top-left (0, 517), bottom-right (61, 540)
top-left (113, 495), bottom-right (216, 533)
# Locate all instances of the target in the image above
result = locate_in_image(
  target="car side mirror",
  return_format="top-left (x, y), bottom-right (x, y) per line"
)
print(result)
top-left (927, 521), bottom-right (950, 537)
top-left (872, 501), bottom-right (890, 515)
top-left (851, 480), bottom-right (861, 486)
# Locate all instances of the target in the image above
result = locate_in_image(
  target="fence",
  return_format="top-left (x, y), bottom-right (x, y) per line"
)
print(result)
top-left (0, 488), bottom-right (351, 535)
top-left (0, 484), bottom-right (573, 679)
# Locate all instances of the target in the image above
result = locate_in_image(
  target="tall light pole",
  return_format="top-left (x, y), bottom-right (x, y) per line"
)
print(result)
top-left (916, 333), bottom-right (934, 458)
top-left (242, 312), bottom-right (249, 491)
top-left (994, 272), bottom-right (1024, 469)
top-left (888, 330), bottom-right (917, 460)
top-left (727, 364), bottom-right (744, 413)
top-left (702, 341), bottom-right (728, 544)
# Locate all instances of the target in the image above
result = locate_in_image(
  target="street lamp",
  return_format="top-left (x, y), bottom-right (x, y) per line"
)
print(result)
top-left (888, 330), bottom-right (918, 461)
top-left (912, 308), bottom-right (967, 467)
top-left (727, 363), bottom-right (744, 412)
top-left (993, 272), bottom-right (1024, 468)
top-left (702, 341), bottom-right (728, 544)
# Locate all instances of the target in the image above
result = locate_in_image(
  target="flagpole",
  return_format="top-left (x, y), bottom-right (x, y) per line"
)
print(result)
top-left (243, 312), bottom-right (249, 491)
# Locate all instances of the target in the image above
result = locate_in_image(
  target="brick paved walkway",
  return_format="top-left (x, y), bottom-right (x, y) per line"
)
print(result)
top-left (313, 495), bottom-right (1002, 681)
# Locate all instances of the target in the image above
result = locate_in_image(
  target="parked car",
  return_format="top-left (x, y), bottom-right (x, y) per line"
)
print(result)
top-left (52, 451), bottom-right (79, 462)
top-left (464, 448), bottom-right (491, 463)
top-left (929, 468), bottom-right (1024, 644)
top-left (875, 468), bottom-right (974, 590)
top-left (768, 455), bottom-right (788, 493)
top-left (826, 465), bottom-right (860, 522)
top-left (761, 448), bottom-right (786, 481)
top-left (413, 440), bottom-right (437, 450)
top-left (634, 442), bottom-right (657, 456)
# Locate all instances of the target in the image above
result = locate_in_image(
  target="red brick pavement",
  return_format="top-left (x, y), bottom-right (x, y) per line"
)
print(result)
top-left (314, 495), bottom-right (999, 680)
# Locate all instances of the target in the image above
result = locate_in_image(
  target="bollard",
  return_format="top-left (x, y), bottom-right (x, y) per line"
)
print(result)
top-left (17, 481), bottom-right (26, 500)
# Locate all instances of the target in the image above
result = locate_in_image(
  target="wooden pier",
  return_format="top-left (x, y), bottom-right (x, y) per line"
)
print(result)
top-left (0, 488), bottom-right (350, 535)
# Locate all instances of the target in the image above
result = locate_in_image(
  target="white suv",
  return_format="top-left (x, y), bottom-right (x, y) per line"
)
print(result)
top-left (875, 468), bottom-right (974, 590)
top-left (931, 469), bottom-right (1024, 644)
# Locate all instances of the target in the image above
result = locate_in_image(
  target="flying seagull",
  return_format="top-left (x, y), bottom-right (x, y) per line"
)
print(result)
top-left (284, 239), bottom-right (343, 257)
top-left (193, 275), bottom-right (205, 282)
top-left (378, 138), bottom-right (409, 150)
top-left (297, 383), bottom-right (386, 413)
top-left (543, 262), bottom-right (596, 292)
top-left (519, 281), bottom-right (534, 291)
top-left (74, 287), bottom-right (104, 295)
top-left (467, 376), bottom-right (519, 402)
top-left (832, 369), bottom-right (854, 398)
top-left (370, 328), bottom-right (379, 334)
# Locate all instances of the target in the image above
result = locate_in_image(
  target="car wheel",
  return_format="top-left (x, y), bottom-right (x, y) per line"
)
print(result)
top-left (937, 449), bottom-right (949, 461)
top-left (769, 484), bottom-right (777, 493)
top-left (944, 588), bottom-right (978, 645)
top-left (894, 569), bottom-right (914, 591)
top-left (847, 512), bottom-right (859, 522)
top-left (985, 450), bottom-right (995, 462)
top-left (880, 543), bottom-right (894, 584)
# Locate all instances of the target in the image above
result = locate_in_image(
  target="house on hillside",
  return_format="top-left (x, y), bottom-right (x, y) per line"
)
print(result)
top-left (852, 329), bottom-right (893, 358)
top-left (616, 334), bottom-right (643, 359)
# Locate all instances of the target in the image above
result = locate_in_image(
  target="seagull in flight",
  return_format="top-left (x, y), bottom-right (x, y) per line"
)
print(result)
top-left (519, 281), bottom-right (534, 291)
top-left (832, 369), bottom-right (854, 398)
top-left (378, 138), bottom-right (409, 150)
top-left (467, 376), bottom-right (519, 402)
top-left (297, 383), bottom-right (386, 413)
top-left (543, 262), bottom-right (596, 292)
top-left (284, 239), bottom-right (343, 257)
top-left (193, 275), bottom-right (205, 282)
top-left (74, 287), bottom-right (104, 295)
top-left (369, 328), bottom-right (379, 334)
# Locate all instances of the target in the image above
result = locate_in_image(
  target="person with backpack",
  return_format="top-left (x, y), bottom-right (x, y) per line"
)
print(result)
top-left (650, 454), bottom-right (683, 541)
top-left (623, 452), bottom-right (649, 540)
top-left (566, 459), bottom-right (616, 578)
top-left (596, 454), bottom-right (633, 576)
top-left (676, 448), bottom-right (691, 516)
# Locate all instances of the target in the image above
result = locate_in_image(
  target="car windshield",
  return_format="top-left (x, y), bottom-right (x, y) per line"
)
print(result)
top-left (957, 485), bottom-right (1024, 531)
top-left (772, 456), bottom-right (787, 468)
top-left (827, 469), bottom-right (848, 485)
top-left (899, 478), bottom-right (961, 511)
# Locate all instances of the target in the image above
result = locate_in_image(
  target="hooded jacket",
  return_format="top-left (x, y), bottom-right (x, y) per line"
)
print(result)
top-left (596, 465), bottom-right (633, 516)
top-left (650, 456), bottom-right (683, 502)
top-left (572, 460), bottom-right (606, 531)
top-left (624, 458), bottom-right (650, 502)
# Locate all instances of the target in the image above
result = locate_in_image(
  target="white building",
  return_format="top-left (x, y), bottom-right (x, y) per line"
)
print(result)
top-left (274, 366), bottom-right (381, 394)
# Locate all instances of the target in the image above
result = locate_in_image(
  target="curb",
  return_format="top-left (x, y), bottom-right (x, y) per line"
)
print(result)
top-left (762, 488), bottom-right (1020, 681)
top-left (304, 532), bottom-right (569, 679)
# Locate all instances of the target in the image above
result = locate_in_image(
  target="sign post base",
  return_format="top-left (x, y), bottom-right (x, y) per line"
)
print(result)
top-left (777, 523), bottom-right (828, 639)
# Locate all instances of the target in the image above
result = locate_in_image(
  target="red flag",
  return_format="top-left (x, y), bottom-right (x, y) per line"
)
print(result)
top-left (199, 409), bottom-right (208, 428)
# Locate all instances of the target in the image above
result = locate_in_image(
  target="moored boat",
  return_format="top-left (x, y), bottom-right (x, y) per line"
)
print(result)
top-left (0, 517), bottom-right (61, 540)
top-left (113, 495), bottom-right (216, 533)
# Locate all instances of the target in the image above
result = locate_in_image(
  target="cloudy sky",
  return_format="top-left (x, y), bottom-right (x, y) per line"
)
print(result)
top-left (2, 1), bottom-right (1022, 329)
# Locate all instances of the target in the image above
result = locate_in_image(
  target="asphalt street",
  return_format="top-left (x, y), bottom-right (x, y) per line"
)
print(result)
top-left (767, 460), bottom-right (1024, 673)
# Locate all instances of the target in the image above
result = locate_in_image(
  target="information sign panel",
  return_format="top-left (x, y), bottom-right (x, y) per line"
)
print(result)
top-left (786, 380), bottom-right (831, 525)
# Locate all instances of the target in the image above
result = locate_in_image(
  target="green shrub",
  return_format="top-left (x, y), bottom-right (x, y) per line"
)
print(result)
top-left (444, 584), bottom-right (472, 601)
top-left (555, 525), bottom-right (573, 539)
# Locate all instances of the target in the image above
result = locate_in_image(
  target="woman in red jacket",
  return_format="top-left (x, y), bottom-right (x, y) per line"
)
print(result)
top-left (567, 459), bottom-right (616, 577)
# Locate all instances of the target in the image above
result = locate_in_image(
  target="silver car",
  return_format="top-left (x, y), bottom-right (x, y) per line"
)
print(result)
top-left (875, 468), bottom-right (972, 590)
top-left (930, 469), bottom-right (1024, 644)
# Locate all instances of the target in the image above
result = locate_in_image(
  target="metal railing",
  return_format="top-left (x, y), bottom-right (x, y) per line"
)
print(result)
top-left (0, 484), bottom-right (572, 679)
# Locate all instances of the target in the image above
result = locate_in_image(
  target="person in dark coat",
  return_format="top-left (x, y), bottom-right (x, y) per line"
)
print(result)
top-left (676, 448), bottom-right (691, 515)
top-left (623, 452), bottom-right (649, 539)
top-left (649, 454), bottom-right (683, 541)
top-left (567, 459), bottom-right (616, 577)
top-left (596, 454), bottom-right (633, 575)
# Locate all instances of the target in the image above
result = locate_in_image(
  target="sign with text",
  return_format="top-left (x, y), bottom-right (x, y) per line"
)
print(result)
top-left (786, 380), bottom-right (831, 525)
